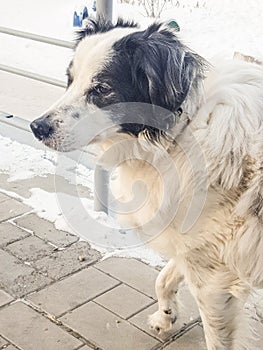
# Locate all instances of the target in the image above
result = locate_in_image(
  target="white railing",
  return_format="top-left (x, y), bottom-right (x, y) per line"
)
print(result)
top-left (0, 63), bottom-right (67, 88)
top-left (0, 26), bottom-right (70, 87)
top-left (0, 26), bottom-right (74, 48)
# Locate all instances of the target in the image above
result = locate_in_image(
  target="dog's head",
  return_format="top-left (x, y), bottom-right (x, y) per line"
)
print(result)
top-left (30, 18), bottom-right (207, 151)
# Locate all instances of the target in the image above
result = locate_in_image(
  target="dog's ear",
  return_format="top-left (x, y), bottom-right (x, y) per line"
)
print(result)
top-left (124, 24), bottom-right (207, 112)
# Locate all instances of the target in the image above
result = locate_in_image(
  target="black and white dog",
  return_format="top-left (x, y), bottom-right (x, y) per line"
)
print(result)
top-left (31, 18), bottom-right (263, 350)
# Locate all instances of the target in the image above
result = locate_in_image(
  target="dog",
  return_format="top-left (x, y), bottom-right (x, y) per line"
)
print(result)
top-left (31, 18), bottom-right (263, 349)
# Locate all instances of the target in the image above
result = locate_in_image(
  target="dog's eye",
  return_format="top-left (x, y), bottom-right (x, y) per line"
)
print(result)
top-left (93, 84), bottom-right (112, 95)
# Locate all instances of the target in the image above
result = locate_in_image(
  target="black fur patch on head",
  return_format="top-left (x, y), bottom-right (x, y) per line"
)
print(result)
top-left (111, 23), bottom-right (207, 112)
top-left (75, 17), bottom-right (138, 46)
top-left (86, 22), bottom-right (207, 140)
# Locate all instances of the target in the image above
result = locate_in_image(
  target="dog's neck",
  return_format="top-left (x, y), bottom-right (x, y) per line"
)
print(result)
top-left (183, 77), bottom-right (206, 118)
top-left (168, 78), bottom-right (205, 140)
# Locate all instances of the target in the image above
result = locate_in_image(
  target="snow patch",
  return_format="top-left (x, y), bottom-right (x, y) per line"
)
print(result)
top-left (0, 134), bottom-right (163, 266)
top-left (22, 187), bottom-right (165, 266)
top-left (0, 135), bottom-right (94, 189)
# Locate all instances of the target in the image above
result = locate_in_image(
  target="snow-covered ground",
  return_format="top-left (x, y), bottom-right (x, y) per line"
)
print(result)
top-left (0, 134), bottom-right (166, 266)
top-left (1, 0), bottom-right (263, 264)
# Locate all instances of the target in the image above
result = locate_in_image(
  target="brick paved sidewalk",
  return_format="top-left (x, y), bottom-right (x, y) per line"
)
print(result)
top-left (0, 174), bottom-right (262, 350)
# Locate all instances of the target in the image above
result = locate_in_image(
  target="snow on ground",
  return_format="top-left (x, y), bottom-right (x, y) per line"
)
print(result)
top-left (0, 136), bottom-right (57, 181)
top-left (1, 0), bottom-right (263, 265)
top-left (0, 135), bottom-right (165, 266)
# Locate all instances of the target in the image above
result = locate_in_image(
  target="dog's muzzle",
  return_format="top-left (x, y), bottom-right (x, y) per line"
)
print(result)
top-left (30, 116), bottom-right (54, 141)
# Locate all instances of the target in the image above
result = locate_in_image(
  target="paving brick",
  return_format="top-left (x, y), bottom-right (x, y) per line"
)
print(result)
top-left (0, 192), bottom-right (10, 203)
top-left (0, 175), bottom-right (84, 201)
top-left (96, 258), bottom-right (158, 298)
top-left (8, 175), bottom-right (60, 199)
top-left (0, 175), bottom-right (79, 200)
top-left (0, 290), bottom-right (13, 307)
top-left (0, 249), bottom-right (51, 297)
top-left (0, 336), bottom-right (8, 347)
top-left (0, 198), bottom-right (31, 222)
top-left (61, 301), bottom-right (160, 350)
top-left (6, 235), bottom-right (54, 261)
top-left (95, 284), bottom-right (154, 319)
top-left (163, 325), bottom-right (206, 349)
top-left (0, 301), bottom-right (82, 350)
top-left (33, 242), bottom-right (101, 280)
top-left (3, 345), bottom-right (18, 350)
top-left (129, 285), bottom-right (200, 341)
top-left (177, 285), bottom-right (200, 322)
top-left (27, 267), bottom-right (120, 317)
top-left (129, 303), bottom-right (162, 339)
top-left (0, 174), bottom-right (27, 197)
top-left (15, 213), bottom-right (78, 247)
top-left (0, 174), bottom-right (91, 200)
top-left (14, 174), bottom-right (91, 199)
top-left (0, 222), bottom-right (30, 246)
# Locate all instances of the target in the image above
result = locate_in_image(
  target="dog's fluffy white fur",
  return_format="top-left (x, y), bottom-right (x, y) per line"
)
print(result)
top-left (31, 19), bottom-right (263, 350)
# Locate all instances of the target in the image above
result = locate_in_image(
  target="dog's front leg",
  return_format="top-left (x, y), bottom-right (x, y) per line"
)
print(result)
top-left (148, 258), bottom-right (184, 335)
top-left (184, 256), bottom-right (250, 350)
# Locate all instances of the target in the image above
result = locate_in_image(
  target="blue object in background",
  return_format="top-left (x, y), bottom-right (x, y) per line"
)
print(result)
top-left (73, 11), bottom-right (81, 27)
top-left (83, 6), bottom-right (89, 20)
top-left (73, 2), bottom-right (96, 27)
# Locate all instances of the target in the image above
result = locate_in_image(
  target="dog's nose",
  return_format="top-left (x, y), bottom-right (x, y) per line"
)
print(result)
top-left (30, 117), bottom-right (54, 141)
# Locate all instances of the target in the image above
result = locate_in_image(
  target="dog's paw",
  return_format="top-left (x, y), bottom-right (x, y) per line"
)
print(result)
top-left (148, 310), bottom-right (177, 336)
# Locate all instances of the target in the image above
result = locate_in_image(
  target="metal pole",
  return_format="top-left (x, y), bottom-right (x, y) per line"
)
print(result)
top-left (96, 0), bottom-right (113, 21)
top-left (94, 165), bottom-right (109, 213)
